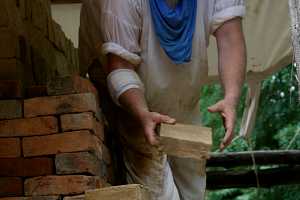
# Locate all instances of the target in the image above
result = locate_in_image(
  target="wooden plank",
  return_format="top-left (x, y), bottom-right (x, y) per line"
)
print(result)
top-left (207, 150), bottom-right (300, 167)
top-left (85, 184), bottom-right (150, 200)
top-left (159, 123), bottom-right (212, 160)
top-left (207, 166), bottom-right (300, 189)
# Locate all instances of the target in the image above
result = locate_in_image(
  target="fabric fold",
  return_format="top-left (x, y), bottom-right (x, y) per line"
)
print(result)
top-left (149, 0), bottom-right (197, 64)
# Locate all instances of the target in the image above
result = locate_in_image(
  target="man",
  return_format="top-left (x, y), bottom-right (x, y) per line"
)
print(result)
top-left (79, 0), bottom-right (246, 199)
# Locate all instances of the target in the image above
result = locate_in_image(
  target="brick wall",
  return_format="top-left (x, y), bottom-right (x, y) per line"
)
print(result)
top-left (0, 1), bottom-right (113, 198)
top-left (0, 76), bottom-right (112, 200)
top-left (0, 0), bottom-right (79, 98)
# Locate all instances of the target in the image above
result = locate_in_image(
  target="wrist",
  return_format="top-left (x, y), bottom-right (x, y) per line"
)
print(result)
top-left (224, 95), bottom-right (239, 108)
top-left (135, 107), bottom-right (149, 120)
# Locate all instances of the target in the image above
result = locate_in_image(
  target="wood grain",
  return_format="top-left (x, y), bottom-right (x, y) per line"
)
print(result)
top-left (159, 123), bottom-right (212, 160)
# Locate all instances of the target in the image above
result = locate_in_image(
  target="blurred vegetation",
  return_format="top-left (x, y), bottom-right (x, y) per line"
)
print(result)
top-left (200, 65), bottom-right (300, 200)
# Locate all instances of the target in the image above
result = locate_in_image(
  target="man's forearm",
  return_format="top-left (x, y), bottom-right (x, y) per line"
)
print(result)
top-left (209, 18), bottom-right (246, 150)
top-left (106, 54), bottom-right (175, 145)
top-left (106, 54), bottom-right (149, 119)
top-left (119, 88), bottom-right (149, 120)
top-left (215, 18), bottom-right (246, 106)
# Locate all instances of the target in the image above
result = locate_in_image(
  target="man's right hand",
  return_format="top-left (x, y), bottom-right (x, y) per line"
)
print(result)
top-left (139, 111), bottom-right (176, 145)
top-left (107, 54), bottom-right (176, 145)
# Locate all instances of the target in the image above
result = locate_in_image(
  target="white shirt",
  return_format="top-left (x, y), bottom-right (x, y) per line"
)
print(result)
top-left (79, 0), bottom-right (245, 124)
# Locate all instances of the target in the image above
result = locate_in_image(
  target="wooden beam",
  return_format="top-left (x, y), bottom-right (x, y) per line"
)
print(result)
top-left (207, 150), bottom-right (300, 168)
top-left (159, 123), bottom-right (212, 160)
top-left (207, 166), bottom-right (300, 189)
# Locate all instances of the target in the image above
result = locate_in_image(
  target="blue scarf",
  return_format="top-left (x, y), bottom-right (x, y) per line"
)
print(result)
top-left (149, 0), bottom-right (197, 64)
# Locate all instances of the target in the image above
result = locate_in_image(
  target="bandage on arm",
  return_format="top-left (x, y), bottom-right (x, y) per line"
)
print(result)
top-left (107, 68), bottom-right (145, 106)
top-left (106, 54), bottom-right (149, 120)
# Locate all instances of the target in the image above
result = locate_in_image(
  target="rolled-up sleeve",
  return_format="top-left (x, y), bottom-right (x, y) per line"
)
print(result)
top-left (210, 0), bottom-right (245, 34)
top-left (98, 0), bottom-right (142, 65)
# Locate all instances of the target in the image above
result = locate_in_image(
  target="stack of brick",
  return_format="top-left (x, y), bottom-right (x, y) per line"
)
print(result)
top-left (0, 0), bottom-right (28, 99)
top-left (0, 0), bottom-right (79, 99)
top-left (0, 75), bottom-right (112, 200)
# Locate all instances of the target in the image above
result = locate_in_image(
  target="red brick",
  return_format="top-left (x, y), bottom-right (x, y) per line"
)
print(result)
top-left (24, 93), bottom-right (99, 118)
top-left (0, 198), bottom-right (24, 200)
top-left (85, 185), bottom-right (150, 200)
top-left (24, 175), bottom-right (103, 196)
top-left (0, 116), bottom-right (58, 137)
top-left (0, 1), bottom-right (9, 27)
top-left (0, 100), bottom-right (22, 120)
top-left (31, 0), bottom-right (49, 36)
top-left (0, 80), bottom-right (22, 99)
top-left (55, 152), bottom-right (101, 176)
top-left (0, 59), bottom-right (24, 81)
top-left (19, 0), bottom-right (26, 19)
top-left (26, 85), bottom-right (47, 98)
top-left (0, 30), bottom-right (18, 59)
top-left (22, 130), bottom-right (102, 159)
top-left (60, 112), bottom-right (105, 141)
top-left (0, 138), bottom-right (21, 158)
top-left (0, 157), bottom-right (53, 177)
top-left (47, 75), bottom-right (98, 98)
top-left (0, 196), bottom-right (60, 200)
top-left (60, 112), bottom-right (95, 132)
top-left (0, 0), bottom-right (19, 27)
top-left (0, 177), bottom-right (23, 197)
top-left (60, 112), bottom-right (104, 141)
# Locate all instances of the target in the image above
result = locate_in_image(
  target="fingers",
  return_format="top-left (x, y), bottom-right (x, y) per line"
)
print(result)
top-left (144, 126), bottom-right (159, 145)
top-left (220, 110), bottom-right (235, 151)
top-left (220, 127), bottom-right (234, 151)
top-left (159, 114), bottom-right (176, 124)
top-left (209, 100), bottom-right (236, 151)
top-left (208, 101), bottom-right (223, 113)
top-left (142, 112), bottom-right (176, 146)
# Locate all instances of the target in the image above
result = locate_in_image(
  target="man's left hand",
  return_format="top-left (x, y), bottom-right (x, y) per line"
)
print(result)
top-left (208, 99), bottom-right (237, 151)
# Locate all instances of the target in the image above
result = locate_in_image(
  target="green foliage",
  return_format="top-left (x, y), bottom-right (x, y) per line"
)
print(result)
top-left (252, 65), bottom-right (300, 150)
top-left (274, 123), bottom-right (300, 149)
top-left (206, 186), bottom-right (300, 200)
top-left (201, 65), bottom-right (300, 200)
top-left (200, 84), bottom-right (248, 152)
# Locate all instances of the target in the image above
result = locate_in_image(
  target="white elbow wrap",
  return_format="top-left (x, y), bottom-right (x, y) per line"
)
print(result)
top-left (107, 69), bottom-right (145, 106)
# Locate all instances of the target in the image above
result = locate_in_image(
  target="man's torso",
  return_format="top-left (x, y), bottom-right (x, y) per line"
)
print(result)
top-left (80, 0), bottom-right (217, 123)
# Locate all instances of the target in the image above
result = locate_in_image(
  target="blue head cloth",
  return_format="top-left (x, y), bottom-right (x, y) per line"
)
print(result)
top-left (149, 0), bottom-right (197, 64)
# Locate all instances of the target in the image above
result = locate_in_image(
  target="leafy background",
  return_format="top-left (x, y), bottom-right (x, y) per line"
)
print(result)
top-left (200, 65), bottom-right (300, 200)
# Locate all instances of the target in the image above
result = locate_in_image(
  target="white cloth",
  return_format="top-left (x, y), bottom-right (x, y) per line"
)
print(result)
top-left (107, 68), bottom-right (145, 105)
top-left (79, 0), bottom-right (245, 199)
top-left (80, 0), bottom-right (245, 123)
